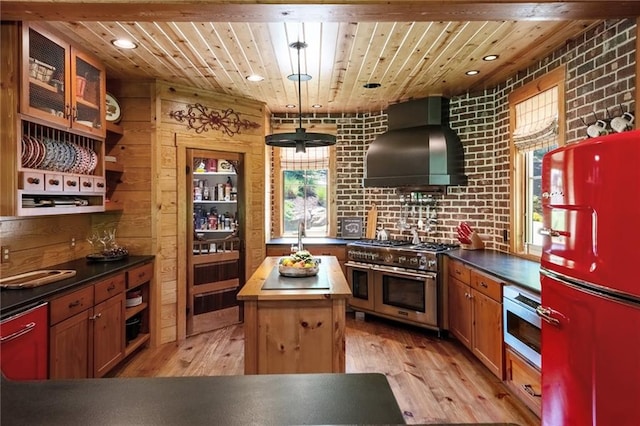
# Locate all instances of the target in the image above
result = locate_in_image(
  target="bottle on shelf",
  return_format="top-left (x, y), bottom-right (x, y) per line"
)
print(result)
top-left (203, 180), bottom-right (210, 201)
top-left (225, 177), bottom-right (232, 201)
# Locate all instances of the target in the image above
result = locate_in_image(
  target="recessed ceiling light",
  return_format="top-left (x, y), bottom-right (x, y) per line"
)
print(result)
top-left (311, 104), bottom-right (322, 108)
top-left (111, 39), bottom-right (137, 49)
top-left (363, 83), bottom-right (381, 89)
top-left (246, 74), bottom-right (264, 82)
top-left (465, 70), bottom-right (480, 76)
top-left (483, 54), bottom-right (499, 61)
top-left (285, 104), bottom-right (296, 109)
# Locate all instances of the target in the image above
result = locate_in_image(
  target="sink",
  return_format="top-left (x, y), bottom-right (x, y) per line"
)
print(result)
top-left (0, 270), bottom-right (76, 289)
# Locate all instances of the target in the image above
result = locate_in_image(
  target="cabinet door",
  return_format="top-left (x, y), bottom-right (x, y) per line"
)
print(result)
top-left (70, 48), bottom-right (106, 137)
top-left (49, 309), bottom-right (91, 379)
top-left (448, 277), bottom-right (472, 349)
top-left (93, 292), bottom-right (125, 377)
top-left (471, 289), bottom-right (504, 378)
top-left (21, 24), bottom-right (70, 127)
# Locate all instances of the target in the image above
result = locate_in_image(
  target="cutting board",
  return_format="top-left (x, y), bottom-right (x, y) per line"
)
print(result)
top-left (365, 204), bottom-right (378, 239)
top-left (0, 269), bottom-right (77, 289)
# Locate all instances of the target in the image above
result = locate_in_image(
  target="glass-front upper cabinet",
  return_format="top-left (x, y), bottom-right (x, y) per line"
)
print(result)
top-left (21, 23), bottom-right (106, 138)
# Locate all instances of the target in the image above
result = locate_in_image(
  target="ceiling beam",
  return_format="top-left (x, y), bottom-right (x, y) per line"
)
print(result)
top-left (2, 1), bottom-right (640, 22)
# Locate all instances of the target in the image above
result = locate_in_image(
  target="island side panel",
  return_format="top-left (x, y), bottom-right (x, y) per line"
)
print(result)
top-left (243, 299), bottom-right (258, 374)
top-left (333, 298), bottom-right (346, 373)
top-left (256, 300), bottom-right (334, 374)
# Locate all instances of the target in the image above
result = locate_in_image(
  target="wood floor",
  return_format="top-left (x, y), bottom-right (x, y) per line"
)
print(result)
top-left (111, 313), bottom-right (539, 425)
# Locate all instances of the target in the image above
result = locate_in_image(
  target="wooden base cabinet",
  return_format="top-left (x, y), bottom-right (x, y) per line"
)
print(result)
top-left (505, 346), bottom-right (542, 417)
top-left (49, 273), bottom-right (126, 379)
top-left (448, 259), bottom-right (504, 379)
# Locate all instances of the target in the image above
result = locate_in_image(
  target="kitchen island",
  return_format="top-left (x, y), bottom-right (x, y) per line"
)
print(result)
top-left (237, 256), bottom-right (351, 374)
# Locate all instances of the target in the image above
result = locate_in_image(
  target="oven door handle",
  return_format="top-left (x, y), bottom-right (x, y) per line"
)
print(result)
top-left (374, 267), bottom-right (435, 280)
top-left (345, 262), bottom-right (372, 270)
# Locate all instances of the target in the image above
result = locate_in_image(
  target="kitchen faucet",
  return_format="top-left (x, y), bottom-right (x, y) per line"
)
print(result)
top-left (297, 220), bottom-right (305, 252)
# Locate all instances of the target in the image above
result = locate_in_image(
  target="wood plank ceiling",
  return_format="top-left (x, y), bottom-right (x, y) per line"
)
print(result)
top-left (4, 1), bottom-right (635, 113)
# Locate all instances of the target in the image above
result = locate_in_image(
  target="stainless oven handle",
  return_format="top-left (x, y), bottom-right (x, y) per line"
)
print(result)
top-left (535, 305), bottom-right (560, 326)
top-left (373, 266), bottom-right (435, 280)
top-left (345, 262), bottom-right (371, 270)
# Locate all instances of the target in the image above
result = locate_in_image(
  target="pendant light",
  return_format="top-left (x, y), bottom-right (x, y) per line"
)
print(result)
top-left (265, 41), bottom-right (336, 153)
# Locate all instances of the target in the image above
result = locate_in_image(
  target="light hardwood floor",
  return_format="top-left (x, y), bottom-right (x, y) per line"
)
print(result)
top-left (111, 313), bottom-right (539, 425)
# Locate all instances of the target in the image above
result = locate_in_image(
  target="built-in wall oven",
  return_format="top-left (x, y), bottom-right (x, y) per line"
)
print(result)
top-left (503, 285), bottom-right (542, 369)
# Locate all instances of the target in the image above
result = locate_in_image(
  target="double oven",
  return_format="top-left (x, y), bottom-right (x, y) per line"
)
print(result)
top-left (346, 240), bottom-right (456, 333)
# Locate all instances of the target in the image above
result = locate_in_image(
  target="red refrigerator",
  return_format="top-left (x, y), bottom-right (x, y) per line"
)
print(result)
top-left (540, 130), bottom-right (640, 425)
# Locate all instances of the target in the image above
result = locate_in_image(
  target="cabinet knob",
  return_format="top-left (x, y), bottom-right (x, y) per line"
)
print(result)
top-left (68, 300), bottom-right (81, 308)
top-left (83, 181), bottom-right (92, 188)
top-left (89, 313), bottom-right (102, 321)
top-left (49, 179), bottom-right (60, 186)
top-left (96, 182), bottom-right (105, 188)
top-left (480, 281), bottom-right (488, 288)
top-left (66, 180), bottom-right (77, 187)
top-left (27, 177), bottom-right (40, 184)
top-left (107, 283), bottom-right (116, 291)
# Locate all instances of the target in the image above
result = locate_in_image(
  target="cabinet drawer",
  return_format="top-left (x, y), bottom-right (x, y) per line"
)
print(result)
top-left (20, 171), bottom-right (45, 191)
top-left (94, 177), bottom-right (106, 193)
top-left (448, 259), bottom-right (470, 284)
top-left (505, 347), bottom-right (541, 416)
top-left (471, 270), bottom-right (502, 301)
top-left (308, 245), bottom-right (345, 260)
top-left (94, 273), bottom-right (125, 304)
top-left (266, 246), bottom-right (291, 257)
top-left (50, 286), bottom-right (94, 325)
top-left (64, 176), bottom-right (80, 192)
top-left (45, 173), bottom-right (64, 191)
top-left (79, 176), bottom-right (95, 192)
top-left (127, 262), bottom-right (153, 289)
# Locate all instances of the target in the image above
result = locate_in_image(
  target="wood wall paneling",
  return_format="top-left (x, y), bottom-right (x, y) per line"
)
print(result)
top-left (156, 80), bottom-right (266, 343)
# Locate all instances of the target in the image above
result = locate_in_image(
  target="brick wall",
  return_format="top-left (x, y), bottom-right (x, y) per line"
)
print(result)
top-left (270, 19), bottom-right (636, 252)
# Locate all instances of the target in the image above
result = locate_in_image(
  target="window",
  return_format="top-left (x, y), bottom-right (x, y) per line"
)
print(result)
top-left (273, 144), bottom-right (336, 237)
top-left (509, 66), bottom-right (565, 259)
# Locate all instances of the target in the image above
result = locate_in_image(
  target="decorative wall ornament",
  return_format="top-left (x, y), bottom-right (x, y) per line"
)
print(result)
top-left (169, 104), bottom-right (260, 136)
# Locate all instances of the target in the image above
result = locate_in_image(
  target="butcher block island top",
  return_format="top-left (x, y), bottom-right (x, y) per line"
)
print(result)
top-left (237, 256), bottom-right (351, 374)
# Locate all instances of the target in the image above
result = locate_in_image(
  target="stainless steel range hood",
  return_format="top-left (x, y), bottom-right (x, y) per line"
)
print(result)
top-left (363, 97), bottom-right (467, 189)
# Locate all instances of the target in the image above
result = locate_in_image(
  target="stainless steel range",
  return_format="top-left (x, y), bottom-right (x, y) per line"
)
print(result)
top-left (345, 239), bottom-right (458, 334)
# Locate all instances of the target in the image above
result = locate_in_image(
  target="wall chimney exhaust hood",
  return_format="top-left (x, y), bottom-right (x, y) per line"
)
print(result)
top-left (363, 97), bottom-right (467, 189)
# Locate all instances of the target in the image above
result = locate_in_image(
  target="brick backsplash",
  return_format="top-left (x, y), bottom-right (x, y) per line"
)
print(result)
top-left (270, 19), bottom-right (636, 253)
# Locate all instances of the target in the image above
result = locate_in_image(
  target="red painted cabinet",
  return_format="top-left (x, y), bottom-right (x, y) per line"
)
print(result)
top-left (0, 302), bottom-right (48, 380)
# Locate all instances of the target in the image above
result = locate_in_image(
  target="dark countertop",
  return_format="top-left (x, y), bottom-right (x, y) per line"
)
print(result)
top-left (446, 249), bottom-right (541, 293)
top-left (1, 373), bottom-right (405, 426)
top-left (267, 237), bottom-right (349, 245)
top-left (0, 255), bottom-right (154, 318)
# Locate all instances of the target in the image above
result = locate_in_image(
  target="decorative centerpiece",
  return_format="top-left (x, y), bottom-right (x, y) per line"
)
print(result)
top-left (278, 250), bottom-right (319, 277)
top-left (86, 229), bottom-right (129, 261)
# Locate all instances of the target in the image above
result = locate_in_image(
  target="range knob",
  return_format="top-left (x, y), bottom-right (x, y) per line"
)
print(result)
top-left (428, 259), bottom-right (437, 268)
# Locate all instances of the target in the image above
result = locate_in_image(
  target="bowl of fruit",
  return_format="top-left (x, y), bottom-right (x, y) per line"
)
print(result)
top-left (278, 250), bottom-right (320, 277)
